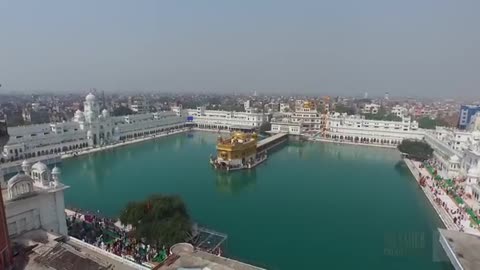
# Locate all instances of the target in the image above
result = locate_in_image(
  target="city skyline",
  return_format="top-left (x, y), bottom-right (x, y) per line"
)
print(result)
top-left (1, 0), bottom-right (479, 97)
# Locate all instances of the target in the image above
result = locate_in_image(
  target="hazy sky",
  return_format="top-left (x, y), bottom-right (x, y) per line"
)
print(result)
top-left (1, 0), bottom-right (479, 97)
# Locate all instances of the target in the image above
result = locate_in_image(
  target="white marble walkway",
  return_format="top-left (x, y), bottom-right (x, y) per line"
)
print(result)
top-left (61, 129), bottom-right (188, 160)
top-left (405, 159), bottom-right (480, 235)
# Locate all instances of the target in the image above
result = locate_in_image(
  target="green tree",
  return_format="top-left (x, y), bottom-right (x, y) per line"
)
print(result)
top-left (397, 139), bottom-right (433, 161)
top-left (119, 194), bottom-right (192, 247)
top-left (417, 117), bottom-right (448, 129)
top-left (112, 106), bottom-right (134, 116)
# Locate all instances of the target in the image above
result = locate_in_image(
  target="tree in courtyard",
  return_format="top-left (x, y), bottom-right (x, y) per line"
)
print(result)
top-left (397, 139), bottom-right (433, 161)
top-left (119, 194), bottom-right (192, 247)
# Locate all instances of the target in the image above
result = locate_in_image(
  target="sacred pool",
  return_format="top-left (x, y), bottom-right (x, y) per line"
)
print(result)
top-left (61, 132), bottom-right (453, 270)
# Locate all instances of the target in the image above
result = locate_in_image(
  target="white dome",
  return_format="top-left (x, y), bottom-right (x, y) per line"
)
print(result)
top-left (32, 162), bottom-right (48, 172)
top-left (7, 172), bottom-right (35, 200)
top-left (86, 93), bottom-right (96, 102)
top-left (449, 155), bottom-right (460, 163)
top-left (52, 166), bottom-right (61, 175)
top-left (22, 159), bottom-right (31, 167)
top-left (7, 172), bottom-right (34, 189)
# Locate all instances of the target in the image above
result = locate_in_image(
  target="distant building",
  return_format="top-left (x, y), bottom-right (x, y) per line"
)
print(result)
top-left (244, 100), bottom-right (251, 110)
top-left (458, 105), bottom-right (480, 130)
top-left (128, 96), bottom-right (148, 114)
top-left (361, 103), bottom-right (380, 114)
top-left (467, 112), bottom-right (480, 131)
top-left (279, 103), bottom-right (290, 112)
top-left (391, 105), bottom-right (408, 118)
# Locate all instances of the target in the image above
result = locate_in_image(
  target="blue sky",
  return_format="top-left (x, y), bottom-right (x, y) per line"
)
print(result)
top-left (0, 0), bottom-right (479, 97)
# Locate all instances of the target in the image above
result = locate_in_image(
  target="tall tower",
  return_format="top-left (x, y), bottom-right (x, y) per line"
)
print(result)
top-left (84, 93), bottom-right (100, 123)
top-left (384, 92), bottom-right (389, 100)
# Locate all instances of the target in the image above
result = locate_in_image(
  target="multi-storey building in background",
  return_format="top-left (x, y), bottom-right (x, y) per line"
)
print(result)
top-left (128, 95), bottom-right (149, 114)
top-left (391, 105), bottom-right (408, 118)
top-left (458, 105), bottom-right (480, 130)
top-left (361, 103), bottom-right (381, 114)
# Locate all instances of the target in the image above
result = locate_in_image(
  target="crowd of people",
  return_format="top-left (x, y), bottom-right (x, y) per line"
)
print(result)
top-left (66, 210), bottom-right (167, 265)
top-left (419, 161), bottom-right (480, 231)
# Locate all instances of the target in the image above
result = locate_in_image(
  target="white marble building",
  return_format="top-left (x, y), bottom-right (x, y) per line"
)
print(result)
top-left (270, 120), bottom-right (302, 135)
top-left (391, 105), bottom-right (408, 118)
top-left (290, 100), bottom-right (324, 132)
top-left (323, 113), bottom-right (423, 145)
top-left (186, 107), bottom-right (268, 131)
top-left (2, 93), bottom-right (186, 162)
top-left (1, 160), bottom-right (68, 237)
top-left (361, 103), bottom-right (381, 114)
top-left (424, 126), bottom-right (480, 177)
top-left (271, 100), bottom-right (422, 146)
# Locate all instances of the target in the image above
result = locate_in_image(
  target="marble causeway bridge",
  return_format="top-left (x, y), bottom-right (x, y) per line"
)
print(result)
top-left (256, 133), bottom-right (288, 153)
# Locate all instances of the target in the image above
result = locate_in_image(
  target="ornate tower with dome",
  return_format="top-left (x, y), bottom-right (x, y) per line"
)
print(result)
top-left (78, 92), bottom-right (116, 146)
top-left (2, 161), bottom-right (69, 237)
top-left (84, 92), bottom-right (100, 123)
